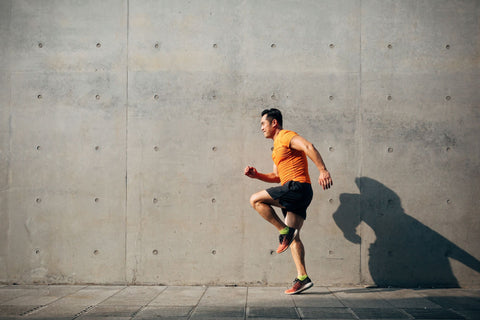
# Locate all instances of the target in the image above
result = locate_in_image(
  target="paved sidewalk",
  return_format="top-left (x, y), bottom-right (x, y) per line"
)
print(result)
top-left (0, 284), bottom-right (479, 319)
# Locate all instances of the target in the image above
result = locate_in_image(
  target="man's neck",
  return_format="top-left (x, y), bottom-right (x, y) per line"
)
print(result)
top-left (272, 128), bottom-right (283, 141)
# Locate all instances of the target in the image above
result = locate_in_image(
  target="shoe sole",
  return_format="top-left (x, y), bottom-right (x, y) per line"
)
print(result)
top-left (285, 282), bottom-right (314, 295)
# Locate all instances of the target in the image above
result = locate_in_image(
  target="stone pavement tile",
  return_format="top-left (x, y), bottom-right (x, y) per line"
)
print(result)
top-left (330, 287), bottom-right (394, 308)
top-left (0, 285), bottom-right (85, 306)
top-left (246, 306), bottom-right (299, 319)
top-left (370, 288), bottom-right (442, 309)
top-left (292, 287), bottom-right (345, 308)
top-left (51, 286), bottom-right (125, 307)
top-left (21, 304), bottom-right (95, 319)
top-left (298, 307), bottom-right (356, 319)
top-left (149, 286), bottom-right (207, 307)
top-left (190, 306), bottom-right (245, 319)
top-left (198, 286), bottom-right (247, 307)
top-left (133, 306), bottom-right (193, 319)
top-left (76, 305), bottom-right (143, 318)
top-left (351, 307), bottom-right (409, 319)
top-left (403, 307), bottom-right (465, 319)
top-left (100, 286), bottom-right (166, 306)
top-left (0, 304), bottom-right (45, 318)
top-left (247, 287), bottom-right (295, 307)
top-left (0, 287), bottom-right (42, 304)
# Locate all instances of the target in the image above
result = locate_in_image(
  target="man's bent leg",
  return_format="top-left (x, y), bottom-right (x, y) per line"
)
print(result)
top-left (249, 190), bottom-right (286, 231)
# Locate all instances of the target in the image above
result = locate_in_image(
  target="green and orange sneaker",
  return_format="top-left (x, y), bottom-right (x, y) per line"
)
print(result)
top-left (276, 227), bottom-right (296, 254)
top-left (284, 277), bottom-right (313, 295)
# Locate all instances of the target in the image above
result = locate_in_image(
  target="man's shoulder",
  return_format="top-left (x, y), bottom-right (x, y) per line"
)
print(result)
top-left (279, 130), bottom-right (298, 139)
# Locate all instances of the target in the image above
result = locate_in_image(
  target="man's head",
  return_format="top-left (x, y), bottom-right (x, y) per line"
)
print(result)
top-left (261, 108), bottom-right (283, 139)
top-left (261, 108), bottom-right (283, 127)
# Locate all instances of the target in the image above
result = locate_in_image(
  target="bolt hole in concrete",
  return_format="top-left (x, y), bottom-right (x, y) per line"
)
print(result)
top-left (387, 43), bottom-right (393, 49)
top-left (36, 198), bottom-right (42, 203)
top-left (95, 146), bottom-right (100, 151)
top-left (38, 42), bottom-right (43, 48)
top-left (154, 146), bottom-right (159, 151)
top-left (153, 198), bottom-right (158, 204)
top-left (329, 146), bottom-right (334, 152)
top-left (211, 250), bottom-right (216, 255)
top-left (37, 94), bottom-right (42, 99)
top-left (35, 249), bottom-right (40, 255)
top-left (213, 43), bottom-right (217, 48)
top-left (445, 95), bottom-right (451, 101)
top-left (95, 94), bottom-right (100, 100)
top-left (94, 198), bottom-right (99, 203)
top-left (329, 43), bottom-right (335, 48)
top-left (388, 147), bottom-right (394, 153)
top-left (211, 198), bottom-right (216, 203)
top-left (271, 43), bottom-right (276, 48)
top-left (152, 249), bottom-right (158, 255)
top-left (93, 250), bottom-right (99, 255)
top-left (446, 199), bottom-right (451, 204)
top-left (96, 42), bottom-right (101, 48)
top-left (387, 95), bottom-right (393, 101)
top-left (154, 42), bottom-right (160, 49)
top-left (154, 94), bottom-right (159, 100)
top-left (36, 145), bottom-right (41, 150)
top-left (446, 44), bottom-right (450, 49)
top-left (329, 95), bottom-right (334, 101)
top-left (329, 198), bottom-right (334, 204)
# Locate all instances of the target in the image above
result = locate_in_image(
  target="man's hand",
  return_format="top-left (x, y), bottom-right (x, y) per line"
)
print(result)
top-left (244, 166), bottom-right (257, 178)
top-left (318, 169), bottom-right (333, 190)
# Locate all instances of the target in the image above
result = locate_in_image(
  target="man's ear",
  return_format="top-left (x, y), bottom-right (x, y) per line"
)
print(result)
top-left (271, 119), bottom-right (278, 128)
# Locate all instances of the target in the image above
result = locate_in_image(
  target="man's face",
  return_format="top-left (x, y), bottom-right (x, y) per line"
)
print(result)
top-left (261, 114), bottom-right (276, 139)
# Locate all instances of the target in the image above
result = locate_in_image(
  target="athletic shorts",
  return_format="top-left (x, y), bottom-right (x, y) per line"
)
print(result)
top-left (266, 180), bottom-right (313, 220)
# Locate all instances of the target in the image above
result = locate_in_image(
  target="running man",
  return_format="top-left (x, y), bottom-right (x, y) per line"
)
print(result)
top-left (245, 108), bottom-right (333, 294)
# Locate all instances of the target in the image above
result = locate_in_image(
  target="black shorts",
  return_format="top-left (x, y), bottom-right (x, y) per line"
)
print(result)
top-left (266, 180), bottom-right (313, 220)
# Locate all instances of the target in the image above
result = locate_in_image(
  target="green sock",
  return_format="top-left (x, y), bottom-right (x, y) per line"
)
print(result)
top-left (279, 226), bottom-right (290, 235)
top-left (298, 275), bottom-right (308, 281)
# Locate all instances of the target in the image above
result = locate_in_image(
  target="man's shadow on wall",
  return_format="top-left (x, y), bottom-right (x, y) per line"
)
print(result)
top-left (333, 177), bottom-right (480, 288)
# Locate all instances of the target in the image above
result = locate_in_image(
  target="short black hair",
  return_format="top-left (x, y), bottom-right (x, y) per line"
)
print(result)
top-left (261, 108), bottom-right (283, 127)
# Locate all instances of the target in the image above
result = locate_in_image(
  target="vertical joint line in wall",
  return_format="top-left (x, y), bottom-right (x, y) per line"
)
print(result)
top-left (124, 0), bottom-right (130, 284)
top-left (358, 0), bottom-right (363, 284)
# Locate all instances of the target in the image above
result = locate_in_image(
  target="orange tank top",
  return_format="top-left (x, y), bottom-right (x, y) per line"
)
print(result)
top-left (272, 130), bottom-right (311, 185)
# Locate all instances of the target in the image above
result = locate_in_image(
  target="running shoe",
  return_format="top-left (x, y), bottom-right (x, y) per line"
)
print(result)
top-left (276, 227), bottom-right (296, 254)
top-left (284, 277), bottom-right (314, 295)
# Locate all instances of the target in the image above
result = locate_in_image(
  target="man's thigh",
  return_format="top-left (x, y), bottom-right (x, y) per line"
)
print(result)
top-left (250, 190), bottom-right (285, 208)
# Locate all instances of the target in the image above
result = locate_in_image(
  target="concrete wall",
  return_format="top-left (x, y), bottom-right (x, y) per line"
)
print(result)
top-left (0, 0), bottom-right (479, 287)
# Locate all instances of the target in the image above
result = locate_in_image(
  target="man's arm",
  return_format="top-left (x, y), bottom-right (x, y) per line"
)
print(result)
top-left (244, 164), bottom-right (281, 183)
top-left (290, 135), bottom-right (333, 190)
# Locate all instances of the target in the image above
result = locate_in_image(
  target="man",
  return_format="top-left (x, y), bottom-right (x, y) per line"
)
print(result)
top-left (244, 108), bottom-right (333, 294)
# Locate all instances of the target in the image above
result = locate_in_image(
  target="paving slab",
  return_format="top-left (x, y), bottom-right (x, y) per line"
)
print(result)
top-left (351, 307), bottom-right (410, 319)
top-left (292, 286), bottom-right (345, 308)
top-left (246, 306), bottom-right (299, 319)
top-left (148, 286), bottom-right (207, 307)
top-left (198, 286), bottom-right (247, 307)
top-left (369, 288), bottom-right (442, 309)
top-left (247, 287), bottom-right (295, 307)
top-left (330, 287), bottom-right (395, 309)
top-left (76, 305), bottom-right (143, 318)
top-left (191, 306), bottom-right (245, 319)
top-left (133, 306), bottom-right (193, 319)
top-left (100, 286), bottom-right (166, 306)
top-left (297, 307), bottom-right (356, 319)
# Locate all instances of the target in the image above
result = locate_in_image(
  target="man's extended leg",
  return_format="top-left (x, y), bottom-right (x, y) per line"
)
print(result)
top-left (285, 212), bottom-right (313, 294)
top-left (285, 212), bottom-right (306, 277)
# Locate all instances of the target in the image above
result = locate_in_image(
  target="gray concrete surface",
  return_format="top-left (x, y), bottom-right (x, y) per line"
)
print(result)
top-left (1, 0), bottom-right (480, 287)
top-left (0, 285), bottom-right (480, 319)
